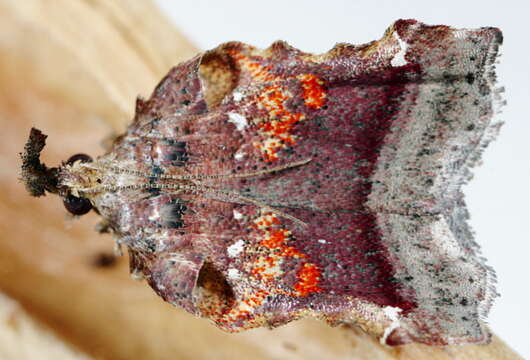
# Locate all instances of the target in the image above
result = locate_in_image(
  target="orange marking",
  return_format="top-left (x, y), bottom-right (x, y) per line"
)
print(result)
top-left (281, 247), bottom-right (306, 258)
top-left (199, 214), bottom-right (322, 331)
top-left (260, 228), bottom-right (289, 249)
top-left (251, 213), bottom-right (322, 297)
top-left (293, 262), bottom-right (322, 297)
top-left (298, 73), bottom-right (326, 109)
top-left (229, 48), bottom-right (326, 162)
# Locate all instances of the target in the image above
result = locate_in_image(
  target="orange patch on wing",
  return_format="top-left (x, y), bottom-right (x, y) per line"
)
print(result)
top-left (229, 48), bottom-right (326, 162)
top-left (298, 73), bottom-right (326, 109)
top-left (294, 263), bottom-right (322, 296)
top-left (252, 213), bottom-right (322, 297)
top-left (197, 212), bottom-right (322, 331)
top-left (254, 85), bottom-right (305, 161)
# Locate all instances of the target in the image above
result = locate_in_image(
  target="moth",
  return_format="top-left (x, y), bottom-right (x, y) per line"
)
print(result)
top-left (20, 19), bottom-right (503, 346)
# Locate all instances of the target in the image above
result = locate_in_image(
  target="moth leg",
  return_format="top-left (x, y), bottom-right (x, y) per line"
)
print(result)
top-left (95, 218), bottom-right (112, 233)
top-left (111, 233), bottom-right (125, 257)
top-left (99, 131), bottom-right (121, 152)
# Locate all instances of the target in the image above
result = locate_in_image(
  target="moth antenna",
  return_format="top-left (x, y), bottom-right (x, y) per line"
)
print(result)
top-left (96, 158), bottom-right (311, 181)
top-left (190, 158), bottom-right (312, 181)
top-left (83, 183), bottom-right (176, 194)
top-left (87, 164), bottom-right (150, 178)
top-left (81, 182), bottom-right (201, 195)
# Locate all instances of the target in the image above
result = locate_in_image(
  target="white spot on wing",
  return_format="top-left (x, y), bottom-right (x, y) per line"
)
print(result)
top-left (233, 91), bottom-right (244, 102)
top-left (228, 268), bottom-right (241, 279)
top-left (227, 239), bottom-right (245, 257)
top-left (233, 210), bottom-right (243, 220)
top-left (148, 208), bottom-right (160, 222)
top-left (391, 34), bottom-right (409, 67)
top-left (318, 239), bottom-right (327, 244)
top-left (228, 112), bottom-right (248, 131)
top-left (234, 152), bottom-right (245, 161)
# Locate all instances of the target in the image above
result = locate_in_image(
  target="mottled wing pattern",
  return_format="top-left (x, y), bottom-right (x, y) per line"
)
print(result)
top-left (95, 20), bottom-right (502, 345)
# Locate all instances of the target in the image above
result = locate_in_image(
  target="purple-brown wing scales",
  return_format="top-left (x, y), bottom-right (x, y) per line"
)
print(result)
top-left (94, 20), bottom-right (502, 345)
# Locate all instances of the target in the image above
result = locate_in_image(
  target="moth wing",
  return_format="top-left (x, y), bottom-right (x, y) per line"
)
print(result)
top-left (105, 20), bottom-right (502, 346)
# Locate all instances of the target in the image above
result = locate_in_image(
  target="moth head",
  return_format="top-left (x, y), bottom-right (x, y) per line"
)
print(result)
top-left (60, 153), bottom-right (95, 215)
top-left (20, 128), bottom-right (96, 216)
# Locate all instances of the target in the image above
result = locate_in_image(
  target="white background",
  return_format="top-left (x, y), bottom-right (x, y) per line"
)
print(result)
top-left (155, 0), bottom-right (530, 357)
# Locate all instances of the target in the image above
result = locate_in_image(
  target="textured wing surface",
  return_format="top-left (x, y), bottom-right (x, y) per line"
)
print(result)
top-left (95, 20), bottom-right (502, 345)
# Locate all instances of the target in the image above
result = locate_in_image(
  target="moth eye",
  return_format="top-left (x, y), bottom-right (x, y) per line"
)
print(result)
top-left (63, 194), bottom-right (93, 215)
top-left (66, 153), bottom-right (93, 165)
